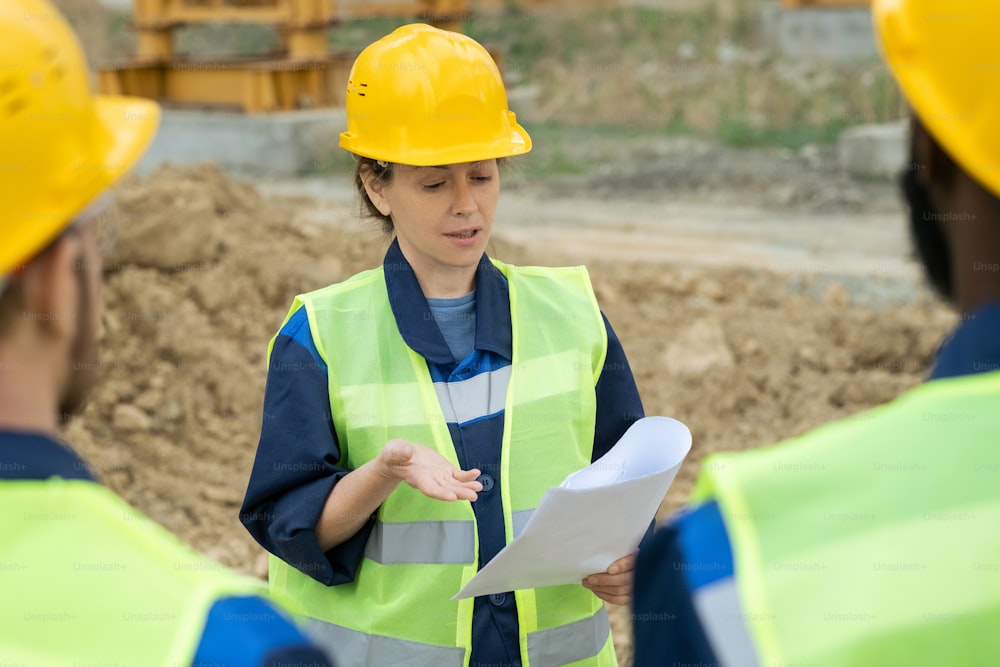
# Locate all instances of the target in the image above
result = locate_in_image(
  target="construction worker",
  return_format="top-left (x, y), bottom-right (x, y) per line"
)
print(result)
top-left (0, 1), bottom-right (335, 664)
top-left (632, 1), bottom-right (1000, 665)
top-left (240, 23), bottom-right (644, 667)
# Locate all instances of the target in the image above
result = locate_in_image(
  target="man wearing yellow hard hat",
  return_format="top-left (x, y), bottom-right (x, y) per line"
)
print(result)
top-left (0, 1), bottom-right (335, 664)
top-left (241, 23), bottom-right (645, 667)
top-left (632, 0), bottom-right (1000, 664)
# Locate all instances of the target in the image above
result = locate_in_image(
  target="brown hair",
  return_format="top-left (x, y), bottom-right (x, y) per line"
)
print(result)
top-left (353, 156), bottom-right (395, 235)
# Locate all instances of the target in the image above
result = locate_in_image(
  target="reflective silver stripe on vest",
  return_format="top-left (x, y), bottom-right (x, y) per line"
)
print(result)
top-left (526, 605), bottom-right (611, 667)
top-left (692, 578), bottom-right (761, 667)
top-left (512, 509), bottom-right (534, 538)
top-left (433, 365), bottom-right (512, 425)
top-left (364, 519), bottom-right (475, 565)
top-left (306, 617), bottom-right (465, 667)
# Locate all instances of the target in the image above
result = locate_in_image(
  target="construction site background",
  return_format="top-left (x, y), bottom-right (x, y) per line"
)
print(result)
top-left (53, 2), bottom-right (937, 665)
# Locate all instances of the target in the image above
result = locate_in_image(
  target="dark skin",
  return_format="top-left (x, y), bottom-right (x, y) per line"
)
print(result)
top-left (911, 118), bottom-right (1000, 314)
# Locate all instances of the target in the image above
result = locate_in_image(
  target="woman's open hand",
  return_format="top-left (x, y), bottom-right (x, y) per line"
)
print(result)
top-left (378, 439), bottom-right (482, 502)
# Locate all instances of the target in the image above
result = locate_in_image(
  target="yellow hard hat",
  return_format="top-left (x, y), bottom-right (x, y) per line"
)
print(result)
top-left (0, 0), bottom-right (160, 277)
top-left (874, 0), bottom-right (1000, 196)
top-left (339, 23), bottom-right (531, 166)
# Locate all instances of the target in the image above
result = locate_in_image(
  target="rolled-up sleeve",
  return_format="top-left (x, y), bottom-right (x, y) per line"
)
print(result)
top-left (240, 307), bottom-right (374, 586)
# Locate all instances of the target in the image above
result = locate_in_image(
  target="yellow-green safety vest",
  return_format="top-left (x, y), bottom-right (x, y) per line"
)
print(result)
top-left (269, 260), bottom-right (618, 667)
top-left (693, 370), bottom-right (1000, 665)
top-left (0, 478), bottom-right (268, 665)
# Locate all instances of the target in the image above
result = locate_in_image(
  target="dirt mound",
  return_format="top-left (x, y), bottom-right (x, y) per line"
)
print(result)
top-left (64, 163), bottom-right (385, 572)
top-left (577, 261), bottom-right (953, 525)
top-left (64, 165), bottom-right (953, 666)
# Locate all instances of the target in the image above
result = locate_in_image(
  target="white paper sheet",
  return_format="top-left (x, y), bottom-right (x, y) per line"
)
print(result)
top-left (454, 416), bottom-right (691, 599)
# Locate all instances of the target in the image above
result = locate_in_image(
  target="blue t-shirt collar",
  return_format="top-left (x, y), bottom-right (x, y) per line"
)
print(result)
top-left (383, 239), bottom-right (513, 364)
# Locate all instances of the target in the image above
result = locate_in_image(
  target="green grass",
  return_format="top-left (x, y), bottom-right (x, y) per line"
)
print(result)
top-left (716, 120), bottom-right (853, 149)
top-left (501, 119), bottom-right (699, 179)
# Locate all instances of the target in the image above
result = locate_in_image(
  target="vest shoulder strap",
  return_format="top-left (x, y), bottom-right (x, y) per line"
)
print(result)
top-left (1, 479), bottom-right (263, 665)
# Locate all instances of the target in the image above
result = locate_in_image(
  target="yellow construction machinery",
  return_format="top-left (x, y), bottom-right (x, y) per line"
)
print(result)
top-left (99, 0), bottom-right (472, 113)
top-left (782, 0), bottom-right (869, 6)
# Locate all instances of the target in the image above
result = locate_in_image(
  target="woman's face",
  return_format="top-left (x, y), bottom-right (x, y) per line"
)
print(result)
top-left (367, 159), bottom-right (499, 286)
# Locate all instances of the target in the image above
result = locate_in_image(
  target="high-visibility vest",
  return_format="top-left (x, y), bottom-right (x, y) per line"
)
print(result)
top-left (693, 370), bottom-right (1000, 665)
top-left (0, 478), bottom-right (267, 665)
top-left (269, 260), bottom-right (618, 667)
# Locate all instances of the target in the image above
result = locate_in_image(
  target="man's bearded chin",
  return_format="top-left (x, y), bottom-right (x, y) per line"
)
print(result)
top-left (58, 270), bottom-right (99, 422)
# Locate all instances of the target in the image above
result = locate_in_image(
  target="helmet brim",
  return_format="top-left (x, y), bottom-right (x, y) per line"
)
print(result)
top-left (341, 116), bottom-right (533, 167)
top-left (0, 95), bottom-right (160, 276)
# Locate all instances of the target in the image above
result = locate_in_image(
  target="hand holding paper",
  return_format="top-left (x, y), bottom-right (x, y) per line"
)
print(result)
top-left (454, 416), bottom-right (691, 599)
top-left (582, 551), bottom-right (638, 605)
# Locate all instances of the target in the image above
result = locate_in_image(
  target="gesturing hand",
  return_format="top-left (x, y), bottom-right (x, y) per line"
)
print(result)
top-left (378, 439), bottom-right (482, 502)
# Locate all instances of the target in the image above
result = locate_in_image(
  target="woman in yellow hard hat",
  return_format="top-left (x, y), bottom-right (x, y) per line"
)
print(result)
top-left (241, 23), bottom-right (644, 667)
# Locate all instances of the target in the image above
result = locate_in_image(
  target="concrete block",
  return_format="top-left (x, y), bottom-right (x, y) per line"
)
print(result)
top-left (838, 120), bottom-right (907, 181)
top-left (136, 108), bottom-right (347, 177)
top-left (759, 5), bottom-right (877, 62)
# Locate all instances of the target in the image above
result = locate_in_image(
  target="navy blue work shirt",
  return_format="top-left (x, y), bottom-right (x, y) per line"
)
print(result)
top-left (241, 239), bottom-right (646, 667)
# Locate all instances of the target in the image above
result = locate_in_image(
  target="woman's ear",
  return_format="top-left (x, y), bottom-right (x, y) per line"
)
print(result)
top-left (362, 170), bottom-right (392, 218)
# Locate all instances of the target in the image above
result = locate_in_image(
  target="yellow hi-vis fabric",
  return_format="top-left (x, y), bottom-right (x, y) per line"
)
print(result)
top-left (693, 370), bottom-right (1000, 665)
top-left (0, 478), bottom-right (265, 665)
top-left (268, 260), bottom-right (618, 667)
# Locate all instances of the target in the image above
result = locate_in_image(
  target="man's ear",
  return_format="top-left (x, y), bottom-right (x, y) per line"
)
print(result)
top-left (362, 170), bottom-right (392, 218)
top-left (20, 233), bottom-right (82, 341)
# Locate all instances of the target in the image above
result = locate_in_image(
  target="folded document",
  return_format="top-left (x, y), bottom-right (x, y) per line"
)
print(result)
top-left (454, 416), bottom-right (691, 599)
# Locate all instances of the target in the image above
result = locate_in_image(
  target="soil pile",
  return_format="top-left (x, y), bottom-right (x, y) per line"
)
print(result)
top-left (64, 163), bottom-right (383, 573)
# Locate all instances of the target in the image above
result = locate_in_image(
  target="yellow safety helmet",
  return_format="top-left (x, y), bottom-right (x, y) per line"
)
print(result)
top-left (874, 0), bottom-right (1000, 197)
top-left (339, 23), bottom-right (531, 166)
top-left (0, 0), bottom-right (159, 277)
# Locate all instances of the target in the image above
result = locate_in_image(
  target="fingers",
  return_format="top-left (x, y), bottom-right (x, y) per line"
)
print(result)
top-left (381, 439), bottom-right (414, 467)
top-left (446, 469), bottom-right (482, 501)
top-left (589, 588), bottom-right (632, 606)
top-left (582, 551), bottom-right (637, 605)
top-left (413, 465), bottom-right (482, 503)
top-left (582, 569), bottom-right (632, 589)
top-left (451, 469), bottom-right (482, 501)
top-left (583, 551), bottom-right (637, 582)
top-left (453, 467), bottom-right (482, 483)
top-left (607, 551), bottom-right (637, 575)
top-left (421, 479), bottom-right (480, 502)
top-left (582, 572), bottom-right (633, 606)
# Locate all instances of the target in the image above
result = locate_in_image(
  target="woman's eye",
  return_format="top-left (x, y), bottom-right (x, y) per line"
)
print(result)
top-left (422, 182), bottom-right (445, 191)
top-left (472, 176), bottom-right (493, 183)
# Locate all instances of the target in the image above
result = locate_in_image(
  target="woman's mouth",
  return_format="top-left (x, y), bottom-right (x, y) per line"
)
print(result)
top-left (445, 229), bottom-right (479, 242)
